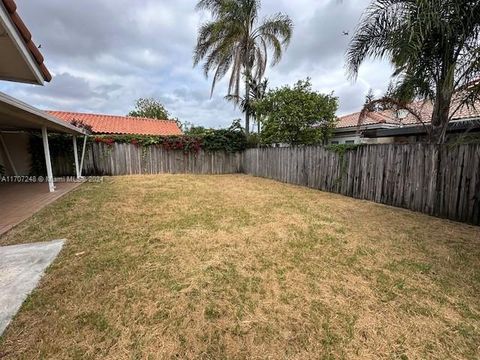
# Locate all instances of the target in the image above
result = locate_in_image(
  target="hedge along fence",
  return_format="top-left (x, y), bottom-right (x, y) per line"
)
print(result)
top-left (242, 144), bottom-right (480, 225)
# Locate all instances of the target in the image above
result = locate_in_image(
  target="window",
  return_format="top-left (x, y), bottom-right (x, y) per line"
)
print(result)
top-left (345, 140), bottom-right (355, 144)
top-left (331, 141), bottom-right (339, 145)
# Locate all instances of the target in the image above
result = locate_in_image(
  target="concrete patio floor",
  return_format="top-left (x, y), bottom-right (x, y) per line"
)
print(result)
top-left (0, 182), bottom-right (81, 236)
top-left (0, 240), bottom-right (64, 336)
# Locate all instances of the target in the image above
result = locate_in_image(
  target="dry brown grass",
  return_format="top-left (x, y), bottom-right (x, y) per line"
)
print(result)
top-left (0, 174), bottom-right (479, 359)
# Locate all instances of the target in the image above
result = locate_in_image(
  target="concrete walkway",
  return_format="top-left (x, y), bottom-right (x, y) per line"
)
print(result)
top-left (0, 240), bottom-right (64, 336)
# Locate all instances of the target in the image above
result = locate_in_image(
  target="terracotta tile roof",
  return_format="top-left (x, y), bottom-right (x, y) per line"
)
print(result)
top-left (47, 111), bottom-right (183, 136)
top-left (1, 0), bottom-right (51, 82)
top-left (337, 99), bottom-right (480, 129)
top-left (336, 111), bottom-right (400, 128)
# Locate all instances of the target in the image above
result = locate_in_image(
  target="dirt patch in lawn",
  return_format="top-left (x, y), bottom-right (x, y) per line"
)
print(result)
top-left (0, 174), bottom-right (479, 359)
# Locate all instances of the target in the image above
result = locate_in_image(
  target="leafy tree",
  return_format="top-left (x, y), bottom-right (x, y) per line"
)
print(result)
top-left (256, 79), bottom-right (338, 145)
top-left (185, 119), bottom-right (247, 152)
top-left (179, 121), bottom-right (196, 133)
top-left (185, 126), bottom-right (209, 136)
top-left (347, 0), bottom-right (480, 144)
top-left (193, 0), bottom-right (293, 136)
top-left (128, 98), bottom-right (171, 120)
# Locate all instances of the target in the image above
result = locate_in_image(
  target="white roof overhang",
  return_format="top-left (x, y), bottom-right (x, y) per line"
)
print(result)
top-left (0, 92), bottom-right (85, 134)
top-left (0, 1), bottom-right (44, 85)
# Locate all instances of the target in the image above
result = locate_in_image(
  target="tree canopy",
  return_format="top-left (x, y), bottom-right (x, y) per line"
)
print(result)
top-left (256, 79), bottom-right (338, 146)
top-left (347, 0), bottom-right (480, 144)
top-left (128, 98), bottom-right (171, 120)
top-left (185, 119), bottom-right (247, 152)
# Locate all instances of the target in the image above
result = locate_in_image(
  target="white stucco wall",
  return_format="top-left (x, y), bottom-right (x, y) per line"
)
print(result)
top-left (329, 135), bottom-right (361, 145)
top-left (329, 134), bottom-right (396, 145)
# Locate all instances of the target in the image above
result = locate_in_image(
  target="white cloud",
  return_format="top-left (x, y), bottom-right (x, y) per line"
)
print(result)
top-left (0, 0), bottom-right (393, 127)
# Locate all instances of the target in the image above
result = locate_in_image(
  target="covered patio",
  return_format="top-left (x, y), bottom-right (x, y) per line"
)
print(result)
top-left (0, 92), bottom-right (87, 235)
top-left (0, 182), bottom-right (81, 236)
top-left (0, 0), bottom-right (89, 234)
top-left (0, 91), bottom-right (87, 186)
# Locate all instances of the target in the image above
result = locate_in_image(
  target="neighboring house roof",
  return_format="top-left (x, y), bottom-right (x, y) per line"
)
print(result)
top-left (336, 99), bottom-right (480, 130)
top-left (336, 111), bottom-right (399, 129)
top-left (0, 0), bottom-right (51, 82)
top-left (47, 111), bottom-right (183, 136)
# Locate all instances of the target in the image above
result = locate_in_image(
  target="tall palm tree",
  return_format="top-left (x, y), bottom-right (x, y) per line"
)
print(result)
top-left (194, 0), bottom-right (293, 135)
top-left (346, 0), bottom-right (480, 144)
top-left (225, 76), bottom-right (268, 133)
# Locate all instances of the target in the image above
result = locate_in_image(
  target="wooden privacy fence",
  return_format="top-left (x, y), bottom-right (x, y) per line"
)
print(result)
top-left (81, 142), bottom-right (242, 175)
top-left (53, 142), bottom-right (479, 224)
top-left (242, 144), bottom-right (480, 225)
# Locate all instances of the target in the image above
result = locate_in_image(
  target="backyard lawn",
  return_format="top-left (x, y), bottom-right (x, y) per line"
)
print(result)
top-left (0, 175), bottom-right (479, 359)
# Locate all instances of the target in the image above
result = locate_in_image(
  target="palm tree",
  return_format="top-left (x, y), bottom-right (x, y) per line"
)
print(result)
top-left (346, 0), bottom-right (480, 144)
top-left (225, 76), bottom-right (268, 133)
top-left (194, 0), bottom-right (293, 136)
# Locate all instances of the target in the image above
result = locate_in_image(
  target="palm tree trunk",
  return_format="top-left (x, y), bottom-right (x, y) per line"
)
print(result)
top-left (431, 96), bottom-right (451, 144)
top-left (431, 71), bottom-right (455, 144)
top-left (245, 76), bottom-right (250, 137)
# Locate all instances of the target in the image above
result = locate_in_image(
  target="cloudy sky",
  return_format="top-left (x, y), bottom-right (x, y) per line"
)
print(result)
top-left (1, 0), bottom-right (394, 128)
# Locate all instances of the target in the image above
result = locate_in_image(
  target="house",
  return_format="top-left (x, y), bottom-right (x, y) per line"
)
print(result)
top-left (47, 111), bottom-right (183, 136)
top-left (0, 0), bottom-right (182, 186)
top-left (0, 0), bottom-right (90, 236)
top-left (0, 111), bottom-right (182, 181)
top-left (1, 110), bottom-right (182, 180)
top-left (331, 99), bottom-right (480, 145)
top-left (330, 111), bottom-right (401, 145)
top-left (0, 0), bottom-right (86, 193)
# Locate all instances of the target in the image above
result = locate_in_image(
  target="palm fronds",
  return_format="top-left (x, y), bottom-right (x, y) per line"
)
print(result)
top-left (347, 0), bottom-right (480, 143)
top-left (193, 0), bottom-right (293, 134)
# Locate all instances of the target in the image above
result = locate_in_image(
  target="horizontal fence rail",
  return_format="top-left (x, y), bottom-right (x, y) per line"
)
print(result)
top-left (242, 144), bottom-right (480, 225)
top-left (82, 143), bottom-right (242, 175)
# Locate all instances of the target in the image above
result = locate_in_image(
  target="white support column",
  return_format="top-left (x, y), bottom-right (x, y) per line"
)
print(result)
top-left (41, 126), bottom-right (55, 192)
top-left (79, 135), bottom-right (87, 178)
top-left (73, 135), bottom-right (80, 179)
